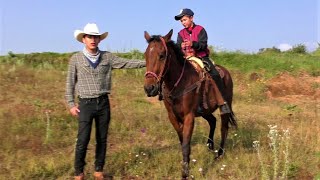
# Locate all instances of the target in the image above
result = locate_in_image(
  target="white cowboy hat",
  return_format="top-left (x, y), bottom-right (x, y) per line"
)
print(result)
top-left (74, 23), bottom-right (108, 43)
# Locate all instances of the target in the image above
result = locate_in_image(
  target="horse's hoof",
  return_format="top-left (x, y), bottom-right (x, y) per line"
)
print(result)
top-left (215, 152), bottom-right (224, 160)
top-left (206, 143), bottom-right (214, 150)
top-left (218, 149), bottom-right (225, 156)
top-left (181, 162), bottom-right (189, 179)
top-left (215, 155), bottom-right (222, 160)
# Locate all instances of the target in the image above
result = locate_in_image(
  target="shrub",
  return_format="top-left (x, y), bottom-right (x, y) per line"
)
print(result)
top-left (288, 44), bottom-right (307, 54)
top-left (258, 47), bottom-right (281, 54)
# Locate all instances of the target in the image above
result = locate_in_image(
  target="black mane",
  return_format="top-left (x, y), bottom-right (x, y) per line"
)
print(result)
top-left (146, 35), bottom-right (162, 43)
top-left (147, 35), bottom-right (185, 64)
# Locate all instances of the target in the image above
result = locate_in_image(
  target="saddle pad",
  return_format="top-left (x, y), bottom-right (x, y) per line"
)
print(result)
top-left (186, 56), bottom-right (204, 69)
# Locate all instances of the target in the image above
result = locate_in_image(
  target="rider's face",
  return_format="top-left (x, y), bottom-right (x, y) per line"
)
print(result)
top-left (180, 16), bottom-right (194, 28)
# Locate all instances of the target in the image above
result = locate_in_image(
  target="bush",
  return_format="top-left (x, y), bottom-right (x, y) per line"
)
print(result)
top-left (258, 47), bottom-right (281, 54)
top-left (288, 44), bottom-right (307, 54)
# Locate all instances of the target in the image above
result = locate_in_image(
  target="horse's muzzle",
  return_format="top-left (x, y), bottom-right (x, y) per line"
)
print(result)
top-left (144, 84), bottom-right (159, 97)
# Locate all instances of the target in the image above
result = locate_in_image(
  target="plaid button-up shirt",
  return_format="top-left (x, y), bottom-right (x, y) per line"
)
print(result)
top-left (65, 51), bottom-right (145, 108)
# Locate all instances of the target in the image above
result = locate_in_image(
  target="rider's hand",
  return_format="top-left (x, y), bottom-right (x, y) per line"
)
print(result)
top-left (70, 106), bottom-right (80, 117)
top-left (184, 40), bottom-right (192, 47)
top-left (181, 42), bottom-right (186, 49)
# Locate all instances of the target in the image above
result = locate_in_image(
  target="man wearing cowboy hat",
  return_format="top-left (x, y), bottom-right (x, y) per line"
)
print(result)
top-left (65, 23), bottom-right (145, 180)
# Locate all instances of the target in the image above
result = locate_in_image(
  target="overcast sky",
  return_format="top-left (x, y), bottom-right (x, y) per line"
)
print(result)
top-left (0, 0), bottom-right (318, 55)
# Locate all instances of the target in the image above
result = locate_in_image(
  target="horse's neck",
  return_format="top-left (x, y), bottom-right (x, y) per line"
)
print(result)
top-left (164, 56), bottom-right (198, 90)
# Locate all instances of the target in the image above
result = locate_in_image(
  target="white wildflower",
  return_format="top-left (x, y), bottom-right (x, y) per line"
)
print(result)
top-left (253, 141), bottom-right (260, 149)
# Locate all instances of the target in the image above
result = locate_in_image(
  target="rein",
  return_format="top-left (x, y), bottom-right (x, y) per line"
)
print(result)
top-left (144, 37), bottom-right (170, 100)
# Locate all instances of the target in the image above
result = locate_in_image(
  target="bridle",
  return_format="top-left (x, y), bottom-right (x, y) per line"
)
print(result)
top-left (144, 37), bottom-right (171, 100)
top-left (145, 37), bottom-right (170, 82)
top-left (144, 37), bottom-right (188, 100)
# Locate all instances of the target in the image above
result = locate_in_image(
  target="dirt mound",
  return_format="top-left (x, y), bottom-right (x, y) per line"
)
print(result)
top-left (266, 72), bottom-right (320, 102)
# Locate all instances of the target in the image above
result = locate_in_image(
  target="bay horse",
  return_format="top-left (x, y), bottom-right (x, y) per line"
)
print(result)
top-left (143, 29), bottom-right (237, 179)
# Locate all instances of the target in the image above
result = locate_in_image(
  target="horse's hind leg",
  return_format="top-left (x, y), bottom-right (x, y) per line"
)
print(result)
top-left (217, 114), bottom-right (230, 158)
top-left (202, 113), bottom-right (217, 150)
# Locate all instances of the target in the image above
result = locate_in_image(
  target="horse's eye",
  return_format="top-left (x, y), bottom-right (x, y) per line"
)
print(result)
top-left (159, 54), bottom-right (165, 60)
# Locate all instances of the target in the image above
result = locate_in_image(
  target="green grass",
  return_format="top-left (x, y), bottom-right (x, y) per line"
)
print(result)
top-left (0, 51), bottom-right (319, 179)
top-left (212, 51), bottom-right (320, 77)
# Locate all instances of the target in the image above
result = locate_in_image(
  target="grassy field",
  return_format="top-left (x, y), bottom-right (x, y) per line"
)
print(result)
top-left (0, 51), bottom-right (319, 179)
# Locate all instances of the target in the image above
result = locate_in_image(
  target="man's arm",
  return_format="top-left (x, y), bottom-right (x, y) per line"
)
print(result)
top-left (111, 54), bottom-right (146, 69)
top-left (65, 56), bottom-right (77, 108)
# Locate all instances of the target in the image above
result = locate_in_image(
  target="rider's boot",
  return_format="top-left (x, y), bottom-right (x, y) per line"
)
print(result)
top-left (203, 58), bottom-right (231, 114)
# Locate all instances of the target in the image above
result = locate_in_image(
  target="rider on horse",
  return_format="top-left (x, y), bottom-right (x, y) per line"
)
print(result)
top-left (174, 8), bottom-right (231, 114)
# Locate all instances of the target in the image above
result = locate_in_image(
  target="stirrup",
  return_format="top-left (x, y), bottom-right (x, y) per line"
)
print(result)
top-left (220, 103), bottom-right (231, 114)
top-left (197, 106), bottom-right (204, 114)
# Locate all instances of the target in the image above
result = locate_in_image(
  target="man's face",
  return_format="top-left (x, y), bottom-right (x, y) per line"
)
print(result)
top-left (82, 34), bottom-right (101, 51)
top-left (180, 16), bottom-right (194, 28)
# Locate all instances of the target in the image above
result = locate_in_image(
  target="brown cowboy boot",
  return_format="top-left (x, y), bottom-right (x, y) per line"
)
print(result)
top-left (93, 171), bottom-right (104, 180)
top-left (202, 57), bottom-right (231, 114)
top-left (210, 69), bottom-right (231, 114)
top-left (74, 173), bottom-right (84, 180)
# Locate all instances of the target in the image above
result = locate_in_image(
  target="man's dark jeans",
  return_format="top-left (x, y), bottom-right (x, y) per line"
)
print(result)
top-left (74, 94), bottom-right (110, 175)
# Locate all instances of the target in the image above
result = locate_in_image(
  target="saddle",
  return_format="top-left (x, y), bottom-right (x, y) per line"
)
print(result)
top-left (186, 56), bottom-right (224, 78)
top-left (186, 56), bottom-right (225, 112)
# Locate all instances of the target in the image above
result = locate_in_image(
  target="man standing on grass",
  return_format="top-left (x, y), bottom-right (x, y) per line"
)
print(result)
top-left (65, 23), bottom-right (145, 180)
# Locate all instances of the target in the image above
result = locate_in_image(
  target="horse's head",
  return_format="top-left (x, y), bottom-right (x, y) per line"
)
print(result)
top-left (143, 29), bottom-right (173, 97)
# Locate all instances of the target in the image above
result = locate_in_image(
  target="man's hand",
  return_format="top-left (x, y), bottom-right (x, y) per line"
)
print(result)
top-left (70, 106), bottom-right (80, 117)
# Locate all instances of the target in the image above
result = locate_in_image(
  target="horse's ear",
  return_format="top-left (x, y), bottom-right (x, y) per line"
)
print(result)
top-left (144, 31), bottom-right (151, 42)
top-left (163, 29), bottom-right (173, 42)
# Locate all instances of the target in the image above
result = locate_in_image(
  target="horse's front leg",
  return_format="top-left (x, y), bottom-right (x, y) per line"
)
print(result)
top-left (181, 113), bottom-right (195, 179)
top-left (164, 102), bottom-right (183, 145)
top-left (167, 111), bottom-right (183, 143)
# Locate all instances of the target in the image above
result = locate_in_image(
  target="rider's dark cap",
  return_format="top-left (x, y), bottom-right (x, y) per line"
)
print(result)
top-left (174, 8), bottom-right (194, 21)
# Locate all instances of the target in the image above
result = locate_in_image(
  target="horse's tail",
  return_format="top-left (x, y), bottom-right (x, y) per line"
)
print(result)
top-left (227, 111), bottom-right (238, 129)
top-left (217, 64), bottom-right (238, 129)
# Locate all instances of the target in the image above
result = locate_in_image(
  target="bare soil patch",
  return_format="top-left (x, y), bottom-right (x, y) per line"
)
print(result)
top-left (266, 72), bottom-right (320, 103)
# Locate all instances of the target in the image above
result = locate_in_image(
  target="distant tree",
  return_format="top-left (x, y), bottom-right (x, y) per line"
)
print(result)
top-left (258, 46), bottom-right (281, 54)
top-left (8, 51), bottom-right (16, 58)
top-left (288, 44), bottom-right (307, 54)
